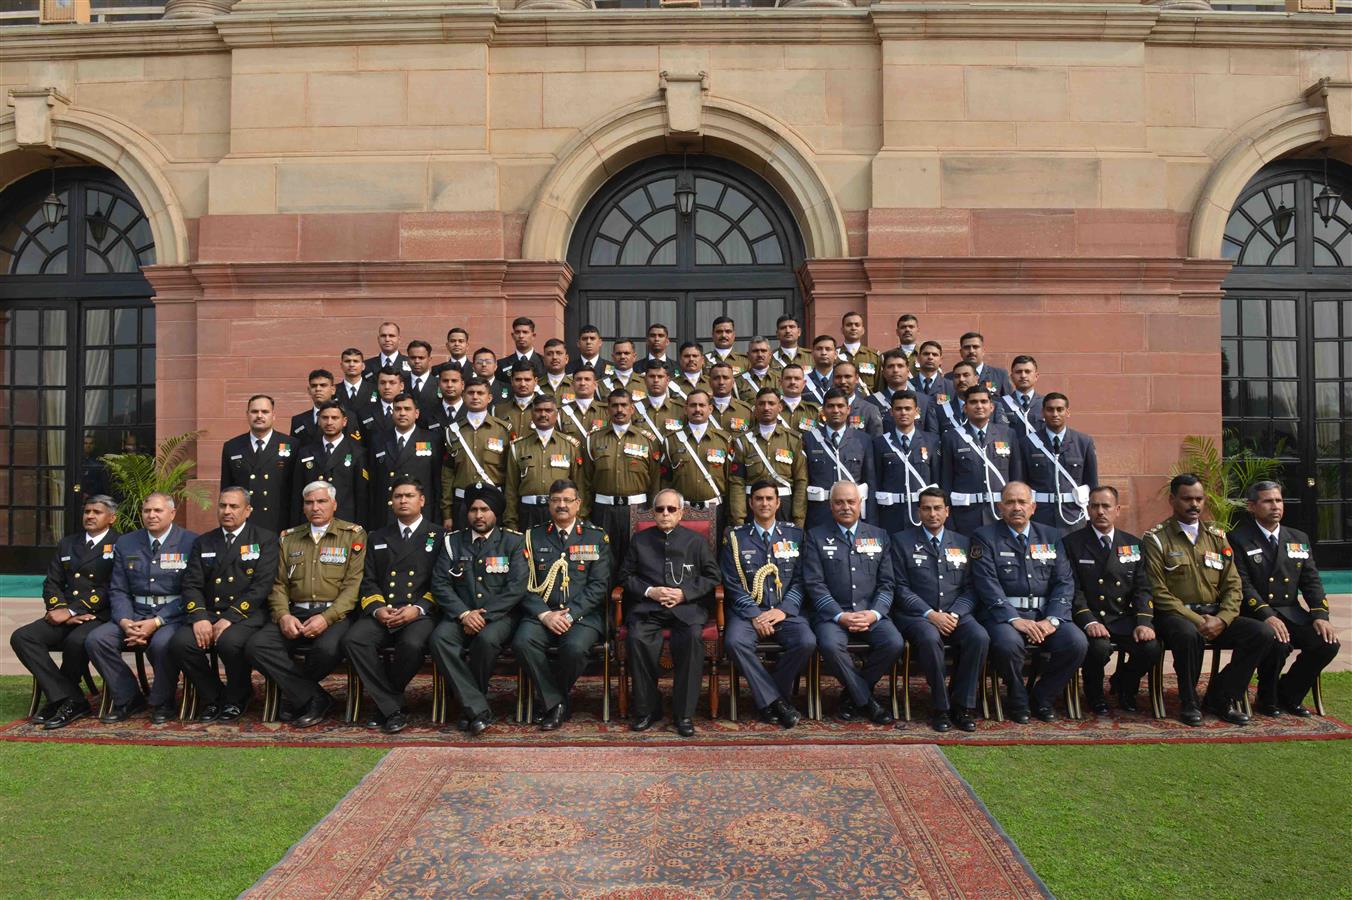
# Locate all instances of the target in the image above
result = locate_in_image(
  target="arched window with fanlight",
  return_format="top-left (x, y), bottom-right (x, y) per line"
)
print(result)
top-left (567, 155), bottom-right (804, 353)
top-left (1220, 156), bottom-right (1352, 566)
top-left (0, 165), bottom-right (157, 572)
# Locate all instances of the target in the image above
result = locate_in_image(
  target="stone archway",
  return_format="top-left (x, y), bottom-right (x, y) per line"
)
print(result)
top-left (521, 95), bottom-right (848, 263)
top-left (0, 98), bottom-right (189, 265)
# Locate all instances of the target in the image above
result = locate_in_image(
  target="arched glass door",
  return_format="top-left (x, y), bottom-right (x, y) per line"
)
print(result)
top-left (1220, 158), bottom-right (1352, 566)
top-left (0, 166), bottom-right (157, 572)
top-left (566, 155), bottom-right (805, 353)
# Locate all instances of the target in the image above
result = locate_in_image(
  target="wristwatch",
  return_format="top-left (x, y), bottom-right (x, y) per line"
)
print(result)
top-left (1047, 616), bottom-right (1061, 628)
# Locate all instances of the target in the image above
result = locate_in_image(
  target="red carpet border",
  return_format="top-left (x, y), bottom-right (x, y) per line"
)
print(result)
top-left (244, 744), bottom-right (1050, 900)
top-left (4, 675), bottom-right (1348, 748)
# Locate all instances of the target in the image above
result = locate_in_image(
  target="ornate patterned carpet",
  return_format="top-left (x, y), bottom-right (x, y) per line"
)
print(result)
top-left (5, 674), bottom-right (1350, 748)
top-left (244, 745), bottom-right (1049, 899)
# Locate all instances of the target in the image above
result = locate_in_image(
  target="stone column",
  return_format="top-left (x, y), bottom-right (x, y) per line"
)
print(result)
top-left (781, 0), bottom-right (854, 6)
top-left (514, 0), bottom-right (595, 10)
top-left (162, 0), bottom-right (236, 19)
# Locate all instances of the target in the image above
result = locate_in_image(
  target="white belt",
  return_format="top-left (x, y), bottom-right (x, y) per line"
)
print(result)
top-left (875, 490), bottom-right (921, 506)
top-left (807, 483), bottom-right (868, 502)
top-left (594, 493), bottom-right (648, 506)
top-left (1005, 596), bottom-right (1045, 610)
top-left (292, 600), bottom-right (333, 611)
top-left (520, 495), bottom-right (548, 505)
top-left (134, 594), bottom-right (180, 608)
top-left (1035, 491), bottom-right (1080, 504)
top-left (951, 491), bottom-right (995, 507)
top-left (454, 487), bottom-right (468, 498)
top-left (746, 485), bottom-right (792, 497)
top-left (684, 498), bottom-right (720, 509)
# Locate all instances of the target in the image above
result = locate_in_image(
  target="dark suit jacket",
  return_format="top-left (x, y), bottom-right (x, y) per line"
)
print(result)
top-left (364, 352), bottom-right (411, 382)
top-left (422, 400), bottom-right (468, 433)
top-left (1062, 527), bottom-right (1152, 630)
top-left (497, 350), bottom-right (548, 383)
top-left (620, 525), bottom-right (719, 625)
top-left (431, 357), bottom-right (473, 381)
top-left (43, 529), bottom-right (122, 619)
top-left (289, 409), bottom-right (324, 449)
top-left (181, 523), bottom-right (278, 624)
top-left (1227, 520), bottom-right (1328, 624)
top-left (368, 426), bottom-right (444, 527)
top-left (358, 519), bottom-right (443, 616)
top-left (291, 436), bottom-right (369, 528)
top-left (431, 527), bottom-right (528, 621)
top-left (219, 432), bottom-right (294, 535)
top-left (405, 373), bottom-right (441, 420)
top-left (891, 526), bottom-right (974, 619)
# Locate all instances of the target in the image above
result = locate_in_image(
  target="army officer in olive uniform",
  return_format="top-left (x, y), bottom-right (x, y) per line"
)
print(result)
top-left (430, 485), bottom-right (528, 735)
top-left (584, 389), bottom-right (661, 578)
top-left (172, 487), bottom-right (278, 722)
top-left (505, 394), bottom-right (587, 532)
top-left (441, 377), bottom-right (513, 529)
top-left (247, 481), bottom-right (367, 728)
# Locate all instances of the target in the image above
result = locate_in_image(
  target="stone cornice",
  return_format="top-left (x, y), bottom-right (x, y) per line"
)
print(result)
top-left (859, 257), bottom-right (1234, 292)
top-left (1, 2), bottom-right (1349, 58)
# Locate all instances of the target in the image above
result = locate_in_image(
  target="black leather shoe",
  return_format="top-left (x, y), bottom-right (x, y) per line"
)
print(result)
top-left (278, 704), bottom-right (297, 723)
top-left (292, 693), bottom-right (333, 728)
top-left (1203, 697), bottom-right (1248, 726)
top-left (1008, 707), bottom-right (1031, 725)
top-left (33, 700), bottom-right (62, 724)
top-left (455, 715), bottom-right (472, 732)
top-left (1179, 704), bottom-right (1203, 726)
top-left (630, 714), bottom-right (657, 732)
top-left (836, 699), bottom-right (858, 722)
top-left (149, 704), bottom-right (176, 725)
top-left (770, 698), bottom-right (801, 729)
top-left (1281, 701), bottom-right (1313, 718)
top-left (1034, 705), bottom-right (1058, 723)
top-left (1254, 702), bottom-right (1283, 718)
top-left (364, 712), bottom-right (385, 730)
top-left (43, 699), bottom-right (92, 730)
top-left (929, 712), bottom-right (952, 733)
top-left (674, 718), bottom-right (695, 737)
top-left (467, 711), bottom-right (494, 736)
top-left (758, 706), bottom-right (778, 725)
top-left (863, 700), bottom-right (894, 725)
top-left (197, 704), bottom-right (222, 723)
top-left (953, 707), bottom-right (977, 732)
top-left (540, 704), bottom-right (566, 731)
top-left (382, 711), bottom-right (407, 734)
top-left (1114, 681), bottom-right (1140, 712)
top-left (1090, 699), bottom-right (1110, 716)
top-left (217, 704), bottom-right (245, 723)
top-left (100, 694), bottom-right (146, 723)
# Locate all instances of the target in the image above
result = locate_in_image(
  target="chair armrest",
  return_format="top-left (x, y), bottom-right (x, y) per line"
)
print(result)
top-left (714, 586), bottom-right (725, 629)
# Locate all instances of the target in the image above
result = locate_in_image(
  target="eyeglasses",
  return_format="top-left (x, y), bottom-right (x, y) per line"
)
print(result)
top-left (653, 505), bottom-right (679, 513)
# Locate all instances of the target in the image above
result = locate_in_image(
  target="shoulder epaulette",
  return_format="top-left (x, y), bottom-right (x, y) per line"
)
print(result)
top-left (1145, 522), bottom-right (1165, 534)
top-left (1207, 524), bottom-right (1225, 537)
top-left (558, 432), bottom-right (580, 446)
top-left (504, 527), bottom-right (523, 535)
top-left (281, 525), bottom-right (303, 536)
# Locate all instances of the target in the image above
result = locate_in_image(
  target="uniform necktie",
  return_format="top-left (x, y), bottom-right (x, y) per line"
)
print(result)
top-left (413, 377), bottom-right (422, 393)
top-left (86, 538), bottom-right (96, 552)
top-left (1100, 533), bottom-right (1111, 552)
top-left (325, 442), bottom-right (334, 461)
top-left (254, 438), bottom-right (264, 454)
top-left (1020, 394), bottom-right (1030, 413)
top-left (151, 538), bottom-right (161, 556)
top-left (923, 377), bottom-right (933, 392)
top-left (225, 532), bottom-right (235, 548)
top-left (831, 431), bottom-right (841, 450)
top-left (1052, 434), bottom-right (1062, 454)
top-left (976, 429), bottom-right (986, 447)
top-left (931, 535), bottom-right (941, 556)
top-left (1268, 533), bottom-right (1278, 553)
top-left (397, 435), bottom-right (407, 454)
top-left (900, 434), bottom-right (910, 455)
top-left (383, 403), bottom-right (392, 418)
top-left (348, 386), bottom-right (357, 400)
top-left (402, 526), bottom-right (412, 541)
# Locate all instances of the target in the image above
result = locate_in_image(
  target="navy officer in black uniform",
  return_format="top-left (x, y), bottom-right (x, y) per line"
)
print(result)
top-left (172, 486), bottom-right (278, 722)
top-left (430, 485), bottom-right (527, 735)
top-left (369, 391), bottom-right (443, 528)
top-left (1063, 485), bottom-right (1159, 715)
top-left (1229, 480), bottom-right (1341, 717)
top-left (802, 480), bottom-right (903, 724)
top-left (971, 481), bottom-right (1086, 723)
top-left (11, 495), bottom-right (119, 729)
top-left (291, 400), bottom-right (369, 528)
top-left (220, 394), bottom-right (293, 535)
top-left (890, 487), bottom-right (988, 732)
top-left (720, 481), bottom-right (816, 728)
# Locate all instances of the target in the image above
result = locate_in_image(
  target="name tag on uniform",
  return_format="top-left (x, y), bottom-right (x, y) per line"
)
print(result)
top-left (487, 438), bottom-right (505, 453)
top-left (550, 453), bottom-right (570, 468)
top-left (485, 556), bottom-right (509, 573)
top-left (1287, 542), bottom-right (1310, 559)
top-left (993, 441), bottom-right (1011, 457)
top-left (774, 448), bottom-right (794, 464)
top-left (706, 448), bottom-right (727, 465)
top-left (1030, 544), bottom-right (1056, 561)
top-left (772, 540), bottom-right (799, 559)
top-left (1117, 545), bottom-right (1141, 563)
top-left (301, 456), bottom-right (316, 470)
top-left (664, 419), bottom-right (683, 431)
top-left (999, 551), bottom-right (1016, 558)
top-left (415, 441), bottom-right (432, 457)
top-left (201, 552), bottom-right (217, 559)
top-left (623, 441), bottom-right (648, 458)
top-left (945, 547), bottom-right (967, 566)
top-left (1246, 547), bottom-right (1263, 556)
top-left (60, 555), bottom-right (72, 562)
top-left (230, 454), bottom-right (244, 461)
top-left (319, 547), bottom-right (349, 564)
top-left (1203, 551), bottom-right (1223, 570)
top-left (375, 451), bottom-right (387, 459)
top-left (570, 544), bottom-right (600, 561)
top-left (373, 543), bottom-right (388, 550)
top-left (855, 537), bottom-right (881, 555)
top-left (160, 553), bottom-right (187, 570)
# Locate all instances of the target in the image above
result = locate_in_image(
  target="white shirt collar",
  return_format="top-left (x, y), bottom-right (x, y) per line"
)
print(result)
top-left (548, 372), bottom-right (566, 387)
top-left (1178, 520), bottom-right (1199, 543)
top-left (574, 397), bottom-right (593, 411)
top-left (783, 395), bottom-right (800, 409)
top-left (758, 422), bottom-right (776, 438)
top-left (382, 354), bottom-right (396, 367)
top-left (310, 522), bottom-right (329, 541)
top-left (514, 396), bottom-right (533, 408)
top-left (1257, 522), bottom-right (1281, 541)
top-left (844, 341), bottom-right (860, 354)
top-left (895, 425), bottom-right (917, 439)
top-left (712, 395), bottom-right (731, 410)
top-left (1093, 527), bottom-right (1115, 545)
top-left (325, 435), bottom-right (344, 451)
top-left (252, 430), bottom-right (274, 447)
top-left (715, 346), bottom-right (731, 358)
top-left (648, 393), bottom-right (667, 407)
top-left (535, 427), bottom-right (554, 445)
top-left (86, 528), bottom-right (111, 546)
top-left (225, 523), bottom-right (247, 540)
top-left (394, 425), bottom-right (416, 439)
top-left (689, 421), bottom-right (707, 441)
top-left (612, 422), bottom-right (629, 437)
top-left (466, 410), bottom-right (487, 426)
top-left (398, 516), bottom-right (424, 534)
top-left (925, 526), bottom-right (945, 544)
top-left (615, 367), bottom-right (633, 379)
top-left (751, 366), bottom-right (769, 377)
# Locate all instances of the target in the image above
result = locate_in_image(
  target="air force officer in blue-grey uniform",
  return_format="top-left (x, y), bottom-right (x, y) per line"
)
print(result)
top-left (890, 487), bottom-right (989, 733)
top-left (86, 492), bottom-right (199, 724)
top-left (802, 480), bottom-right (903, 725)
top-left (720, 480), bottom-right (816, 729)
top-left (971, 481), bottom-right (1086, 723)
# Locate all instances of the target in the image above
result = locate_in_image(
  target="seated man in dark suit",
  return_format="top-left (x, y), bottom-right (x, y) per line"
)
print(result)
top-left (1229, 480), bottom-right (1341, 717)
top-left (890, 487), bottom-right (987, 732)
top-left (619, 488), bottom-right (721, 737)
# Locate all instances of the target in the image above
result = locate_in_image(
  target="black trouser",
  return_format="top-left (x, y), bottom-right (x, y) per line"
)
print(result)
top-left (588, 502), bottom-right (634, 582)
top-left (1256, 616), bottom-right (1341, 708)
top-left (429, 614), bottom-right (518, 719)
top-left (626, 608), bottom-right (707, 721)
top-left (343, 613), bottom-right (436, 718)
top-left (245, 614), bottom-right (352, 709)
top-left (511, 616), bottom-right (603, 712)
top-left (1155, 613), bottom-right (1273, 709)
top-left (1082, 617), bottom-right (1161, 704)
top-left (515, 503), bottom-right (551, 533)
top-left (10, 617), bottom-right (104, 706)
top-left (170, 615), bottom-right (267, 707)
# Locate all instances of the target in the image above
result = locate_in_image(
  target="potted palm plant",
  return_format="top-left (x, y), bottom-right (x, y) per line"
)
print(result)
top-left (1168, 434), bottom-right (1283, 530)
top-left (99, 430), bottom-right (211, 532)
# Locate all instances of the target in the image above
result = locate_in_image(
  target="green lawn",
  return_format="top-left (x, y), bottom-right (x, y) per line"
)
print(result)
top-left (946, 673), bottom-right (1352, 900)
top-left (1, 674), bottom-right (1349, 898)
